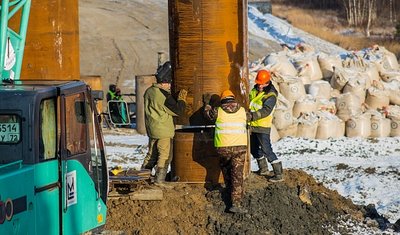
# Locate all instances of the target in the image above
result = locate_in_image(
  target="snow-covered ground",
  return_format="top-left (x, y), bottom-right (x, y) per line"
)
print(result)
top-left (104, 5), bottom-right (400, 229)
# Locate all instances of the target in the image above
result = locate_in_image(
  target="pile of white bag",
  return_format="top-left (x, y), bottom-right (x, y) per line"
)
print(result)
top-left (249, 44), bottom-right (400, 141)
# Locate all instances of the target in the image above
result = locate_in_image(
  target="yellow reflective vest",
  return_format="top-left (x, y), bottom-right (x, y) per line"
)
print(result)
top-left (248, 89), bottom-right (276, 128)
top-left (214, 107), bottom-right (247, 147)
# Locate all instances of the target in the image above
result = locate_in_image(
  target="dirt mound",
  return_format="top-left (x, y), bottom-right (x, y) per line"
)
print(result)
top-left (104, 169), bottom-right (394, 234)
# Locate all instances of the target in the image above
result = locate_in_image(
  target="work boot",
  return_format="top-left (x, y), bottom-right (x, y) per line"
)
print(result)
top-left (229, 203), bottom-right (248, 214)
top-left (155, 168), bottom-right (167, 184)
top-left (140, 159), bottom-right (155, 170)
top-left (269, 161), bottom-right (284, 182)
top-left (256, 157), bottom-right (269, 176)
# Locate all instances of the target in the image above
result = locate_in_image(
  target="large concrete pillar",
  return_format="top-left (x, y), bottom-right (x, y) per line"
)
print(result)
top-left (135, 75), bottom-right (156, 135)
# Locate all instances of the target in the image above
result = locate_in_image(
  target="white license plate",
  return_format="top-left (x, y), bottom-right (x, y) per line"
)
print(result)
top-left (0, 123), bottom-right (20, 142)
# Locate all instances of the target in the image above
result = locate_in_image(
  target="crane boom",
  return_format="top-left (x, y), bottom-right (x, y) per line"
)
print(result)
top-left (0, 0), bottom-right (31, 81)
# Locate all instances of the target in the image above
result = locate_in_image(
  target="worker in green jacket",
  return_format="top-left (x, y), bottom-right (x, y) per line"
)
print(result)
top-left (141, 61), bottom-right (187, 183)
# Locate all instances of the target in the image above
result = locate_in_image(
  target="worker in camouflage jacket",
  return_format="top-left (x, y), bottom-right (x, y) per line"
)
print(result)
top-left (204, 90), bottom-right (248, 214)
top-left (142, 61), bottom-right (187, 183)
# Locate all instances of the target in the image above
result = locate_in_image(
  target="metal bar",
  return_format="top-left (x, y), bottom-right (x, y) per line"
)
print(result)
top-left (0, 160), bottom-right (22, 170)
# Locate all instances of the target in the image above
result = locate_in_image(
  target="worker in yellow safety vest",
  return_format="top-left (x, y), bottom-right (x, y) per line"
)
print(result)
top-left (248, 69), bottom-right (283, 182)
top-left (204, 90), bottom-right (248, 214)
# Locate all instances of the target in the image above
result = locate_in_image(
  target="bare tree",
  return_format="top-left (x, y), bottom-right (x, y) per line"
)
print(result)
top-left (365, 0), bottom-right (376, 37)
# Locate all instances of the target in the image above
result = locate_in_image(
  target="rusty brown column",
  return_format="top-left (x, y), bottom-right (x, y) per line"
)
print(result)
top-left (169, 0), bottom-right (250, 183)
top-left (169, 0), bottom-right (249, 125)
top-left (10, 0), bottom-right (80, 80)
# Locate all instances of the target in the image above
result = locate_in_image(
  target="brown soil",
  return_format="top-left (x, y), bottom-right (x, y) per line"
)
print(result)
top-left (104, 169), bottom-right (376, 234)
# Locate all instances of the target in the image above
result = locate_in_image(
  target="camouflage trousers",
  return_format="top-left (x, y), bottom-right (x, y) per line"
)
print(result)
top-left (216, 146), bottom-right (247, 205)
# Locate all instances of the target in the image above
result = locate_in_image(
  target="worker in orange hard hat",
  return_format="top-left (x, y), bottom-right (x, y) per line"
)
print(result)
top-left (248, 69), bottom-right (283, 182)
top-left (203, 89), bottom-right (248, 214)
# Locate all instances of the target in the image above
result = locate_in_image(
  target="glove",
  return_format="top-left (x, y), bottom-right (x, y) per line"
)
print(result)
top-left (203, 93), bottom-right (212, 105)
top-left (178, 89), bottom-right (188, 102)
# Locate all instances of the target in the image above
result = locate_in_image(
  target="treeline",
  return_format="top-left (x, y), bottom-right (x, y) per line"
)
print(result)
top-left (272, 0), bottom-right (399, 36)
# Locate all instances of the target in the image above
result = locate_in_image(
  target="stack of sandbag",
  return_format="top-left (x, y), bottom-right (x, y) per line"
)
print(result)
top-left (248, 43), bottom-right (400, 140)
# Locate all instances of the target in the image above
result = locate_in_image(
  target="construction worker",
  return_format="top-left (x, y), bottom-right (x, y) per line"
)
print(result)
top-left (107, 84), bottom-right (123, 124)
top-left (204, 90), bottom-right (248, 214)
top-left (141, 61), bottom-right (187, 183)
top-left (115, 88), bottom-right (128, 124)
top-left (248, 69), bottom-right (283, 182)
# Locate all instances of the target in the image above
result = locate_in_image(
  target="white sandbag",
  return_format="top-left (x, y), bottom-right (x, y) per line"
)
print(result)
top-left (386, 105), bottom-right (400, 117)
top-left (345, 113), bottom-right (371, 138)
top-left (292, 95), bottom-right (318, 118)
top-left (330, 89), bottom-right (341, 98)
top-left (317, 98), bottom-right (337, 114)
top-left (380, 46), bottom-right (399, 70)
top-left (342, 76), bottom-right (367, 103)
top-left (388, 116), bottom-right (400, 137)
top-left (277, 122), bottom-right (298, 138)
top-left (330, 67), bottom-right (352, 91)
top-left (315, 111), bottom-right (341, 139)
top-left (296, 112), bottom-right (318, 139)
top-left (264, 52), bottom-right (298, 77)
top-left (370, 115), bottom-right (391, 138)
top-left (363, 63), bottom-right (381, 86)
top-left (295, 43), bottom-right (315, 53)
top-left (336, 119), bottom-right (346, 138)
top-left (278, 76), bottom-right (306, 103)
top-left (273, 95), bottom-right (294, 130)
top-left (382, 80), bottom-right (400, 105)
top-left (271, 124), bottom-right (281, 143)
top-left (386, 105), bottom-right (400, 137)
top-left (308, 80), bottom-right (331, 100)
top-left (292, 54), bottom-right (323, 81)
top-left (335, 93), bottom-right (363, 121)
top-left (379, 70), bottom-right (400, 83)
top-left (317, 53), bottom-right (343, 79)
top-left (298, 73), bottom-right (312, 86)
top-left (342, 53), bottom-right (369, 69)
top-left (365, 87), bottom-right (390, 110)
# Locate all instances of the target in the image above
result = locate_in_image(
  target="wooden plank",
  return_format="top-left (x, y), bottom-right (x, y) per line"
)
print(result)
top-left (129, 189), bottom-right (163, 201)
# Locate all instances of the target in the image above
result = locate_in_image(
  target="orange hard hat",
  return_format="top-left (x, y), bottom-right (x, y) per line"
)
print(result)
top-left (220, 90), bottom-right (235, 100)
top-left (255, 70), bottom-right (271, 85)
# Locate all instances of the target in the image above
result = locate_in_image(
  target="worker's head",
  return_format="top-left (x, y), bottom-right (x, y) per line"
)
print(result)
top-left (220, 90), bottom-right (235, 100)
top-left (156, 61), bottom-right (172, 84)
top-left (255, 70), bottom-right (271, 85)
top-left (109, 84), bottom-right (117, 92)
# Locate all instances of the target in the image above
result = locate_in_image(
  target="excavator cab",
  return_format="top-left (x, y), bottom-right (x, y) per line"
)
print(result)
top-left (0, 80), bottom-right (108, 234)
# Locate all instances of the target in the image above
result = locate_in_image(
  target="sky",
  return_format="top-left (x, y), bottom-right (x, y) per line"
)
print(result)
top-left (103, 5), bottom-right (400, 232)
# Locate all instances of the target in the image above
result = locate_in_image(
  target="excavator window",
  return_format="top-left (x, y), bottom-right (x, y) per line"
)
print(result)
top-left (0, 114), bottom-right (20, 144)
top-left (39, 98), bottom-right (57, 160)
top-left (65, 93), bottom-right (87, 155)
